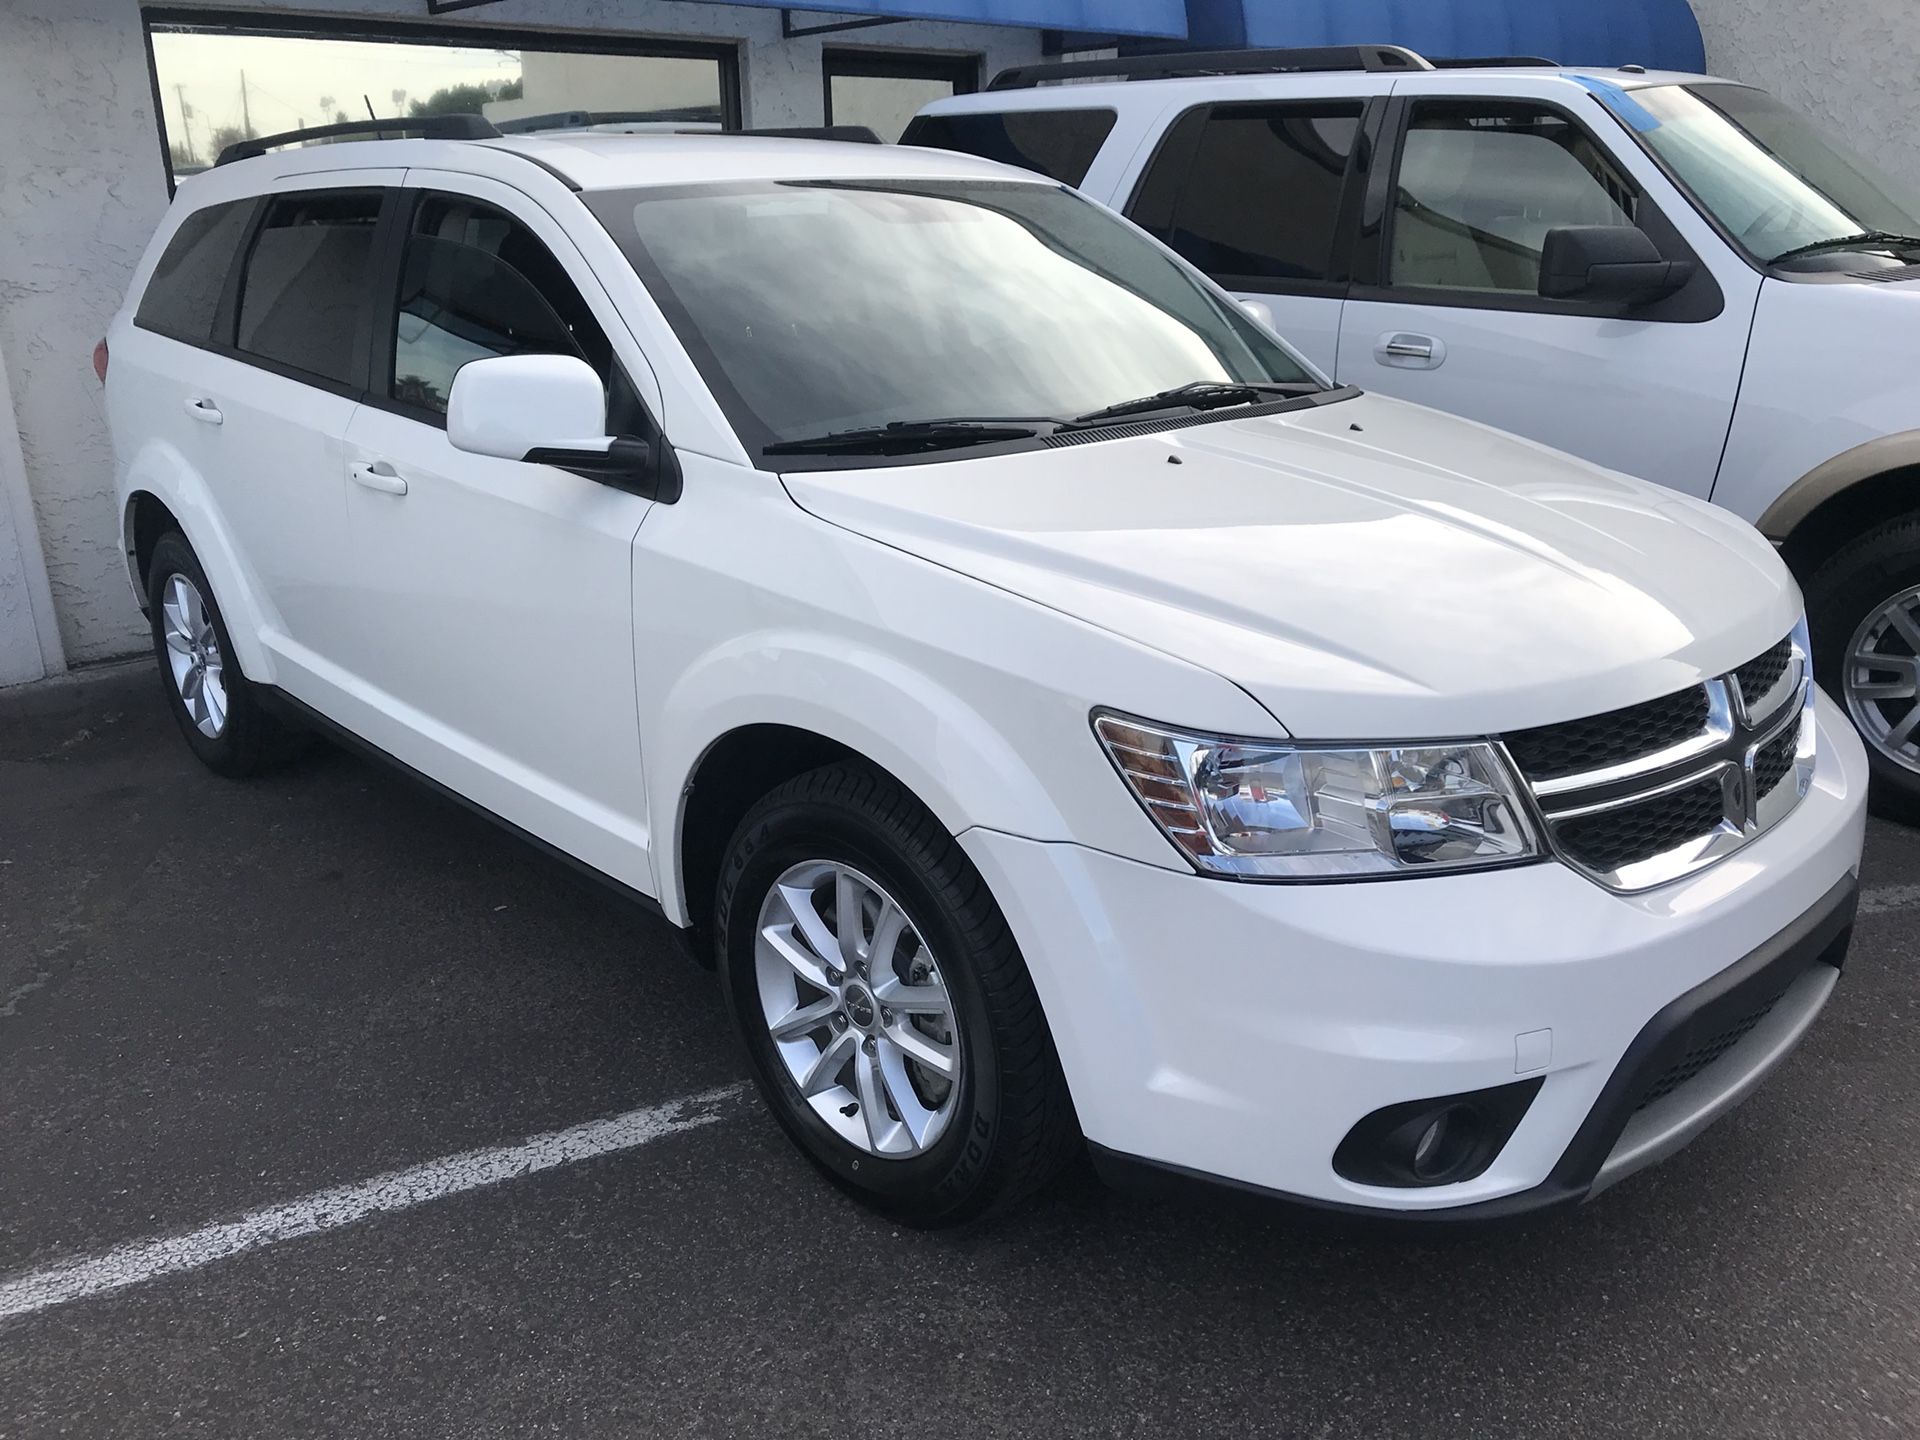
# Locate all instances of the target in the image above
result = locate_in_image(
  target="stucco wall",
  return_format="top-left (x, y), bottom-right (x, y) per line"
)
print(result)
top-left (0, 0), bottom-right (1041, 674)
top-left (1690, 0), bottom-right (1920, 190)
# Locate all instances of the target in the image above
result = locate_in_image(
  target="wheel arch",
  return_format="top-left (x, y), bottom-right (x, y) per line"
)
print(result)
top-left (1759, 434), bottom-right (1920, 577)
top-left (651, 635), bottom-right (1092, 938)
top-left (118, 443), bottom-right (275, 682)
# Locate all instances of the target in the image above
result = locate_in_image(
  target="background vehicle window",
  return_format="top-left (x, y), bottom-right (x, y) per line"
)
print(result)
top-left (391, 196), bottom-right (613, 417)
top-left (1130, 104), bottom-right (1362, 285)
top-left (1390, 103), bottom-right (1638, 293)
top-left (900, 109), bottom-right (1117, 186)
top-left (235, 191), bottom-right (382, 384)
top-left (134, 199), bottom-right (255, 344)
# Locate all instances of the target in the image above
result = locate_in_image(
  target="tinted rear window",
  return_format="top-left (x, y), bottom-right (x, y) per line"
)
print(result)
top-left (901, 109), bottom-right (1117, 185)
top-left (134, 200), bottom-right (255, 344)
top-left (1130, 103), bottom-right (1362, 285)
top-left (236, 191), bottom-right (382, 386)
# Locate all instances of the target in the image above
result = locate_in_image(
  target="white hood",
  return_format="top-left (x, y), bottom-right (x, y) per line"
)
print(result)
top-left (780, 393), bottom-right (1803, 739)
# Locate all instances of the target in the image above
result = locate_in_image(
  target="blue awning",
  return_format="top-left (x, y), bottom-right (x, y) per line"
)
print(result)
top-left (742, 0), bottom-right (1189, 36)
top-left (1184, 0), bottom-right (1705, 73)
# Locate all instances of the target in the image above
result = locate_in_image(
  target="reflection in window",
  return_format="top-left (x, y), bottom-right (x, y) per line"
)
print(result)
top-left (147, 23), bottom-right (732, 182)
top-left (392, 197), bottom-right (609, 416)
top-left (1391, 104), bottom-right (1638, 293)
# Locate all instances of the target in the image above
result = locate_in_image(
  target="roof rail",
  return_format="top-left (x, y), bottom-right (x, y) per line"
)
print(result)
top-left (496, 112), bottom-right (882, 143)
top-left (721, 125), bottom-right (882, 143)
top-left (1429, 54), bottom-right (1559, 68)
top-left (986, 44), bottom-right (1434, 91)
top-left (216, 114), bottom-right (500, 166)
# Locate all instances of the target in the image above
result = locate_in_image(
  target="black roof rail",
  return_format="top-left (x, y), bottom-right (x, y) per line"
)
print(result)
top-left (719, 125), bottom-right (883, 143)
top-left (986, 44), bottom-right (1434, 91)
top-left (497, 112), bottom-right (882, 143)
top-left (1429, 54), bottom-right (1560, 68)
top-left (216, 114), bottom-right (499, 166)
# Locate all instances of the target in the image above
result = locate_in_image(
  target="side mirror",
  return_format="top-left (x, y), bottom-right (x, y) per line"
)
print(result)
top-left (1239, 297), bottom-right (1277, 331)
top-left (446, 353), bottom-right (680, 502)
top-left (1538, 226), bottom-right (1696, 305)
top-left (447, 353), bottom-right (610, 461)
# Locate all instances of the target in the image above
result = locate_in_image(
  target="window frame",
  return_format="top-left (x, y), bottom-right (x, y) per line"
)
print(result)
top-left (366, 185), bottom-right (657, 441)
top-left (142, 7), bottom-right (743, 194)
top-left (1351, 93), bottom-right (1721, 323)
top-left (1122, 99), bottom-right (1378, 302)
top-left (821, 48), bottom-right (981, 132)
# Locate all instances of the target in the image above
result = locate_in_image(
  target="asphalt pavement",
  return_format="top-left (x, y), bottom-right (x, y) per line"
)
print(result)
top-left (2, 661), bottom-right (1917, 1439)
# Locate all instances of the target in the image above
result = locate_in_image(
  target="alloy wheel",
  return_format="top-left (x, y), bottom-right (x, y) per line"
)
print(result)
top-left (753, 860), bottom-right (962, 1159)
top-left (1844, 584), bottom-right (1920, 775)
top-left (161, 573), bottom-right (228, 738)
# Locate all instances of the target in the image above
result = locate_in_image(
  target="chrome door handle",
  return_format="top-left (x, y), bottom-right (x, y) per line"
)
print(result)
top-left (1373, 332), bottom-right (1446, 369)
top-left (349, 459), bottom-right (408, 496)
top-left (183, 397), bottom-right (223, 425)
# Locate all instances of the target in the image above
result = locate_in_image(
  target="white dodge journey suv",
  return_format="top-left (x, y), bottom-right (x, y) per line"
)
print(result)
top-left (103, 117), bottom-right (1867, 1225)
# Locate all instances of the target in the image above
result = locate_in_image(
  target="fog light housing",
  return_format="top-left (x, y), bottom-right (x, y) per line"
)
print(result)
top-left (1334, 1079), bottom-right (1543, 1189)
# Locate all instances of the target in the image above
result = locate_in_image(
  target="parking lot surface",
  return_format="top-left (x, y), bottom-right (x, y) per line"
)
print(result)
top-left (2, 662), bottom-right (1918, 1439)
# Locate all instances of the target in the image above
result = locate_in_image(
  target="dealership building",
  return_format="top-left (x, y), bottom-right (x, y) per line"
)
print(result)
top-left (0, 0), bottom-right (1912, 686)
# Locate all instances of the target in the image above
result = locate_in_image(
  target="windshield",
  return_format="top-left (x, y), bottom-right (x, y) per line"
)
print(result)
top-left (585, 178), bottom-right (1319, 463)
top-left (1624, 83), bottom-right (1920, 263)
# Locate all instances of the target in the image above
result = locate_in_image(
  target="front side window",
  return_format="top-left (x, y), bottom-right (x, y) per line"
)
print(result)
top-left (391, 196), bottom-right (609, 416)
top-left (1132, 104), bottom-right (1363, 286)
top-left (900, 109), bottom-right (1117, 185)
top-left (235, 191), bottom-right (382, 385)
top-left (135, 199), bottom-right (255, 344)
top-left (1617, 83), bottom-right (1920, 264)
top-left (1389, 102), bottom-right (1638, 293)
top-left (586, 178), bottom-right (1316, 463)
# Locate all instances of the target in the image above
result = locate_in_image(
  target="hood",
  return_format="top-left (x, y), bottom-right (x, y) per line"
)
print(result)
top-left (780, 393), bottom-right (1803, 739)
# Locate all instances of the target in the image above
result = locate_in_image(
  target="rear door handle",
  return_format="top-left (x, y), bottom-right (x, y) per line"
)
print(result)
top-left (1374, 332), bottom-right (1446, 368)
top-left (349, 459), bottom-right (408, 496)
top-left (183, 397), bottom-right (223, 425)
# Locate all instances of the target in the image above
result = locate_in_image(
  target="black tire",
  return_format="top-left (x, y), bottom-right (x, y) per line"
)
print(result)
top-left (715, 761), bottom-right (1079, 1226)
top-left (146, 529), bottom-right (303, 778)
top-left (1805, 511), bottom-right (1920, 822)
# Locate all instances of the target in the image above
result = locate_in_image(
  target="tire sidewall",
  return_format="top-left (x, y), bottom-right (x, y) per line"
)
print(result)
top-left (717, 795), bottom-right (1004, 1222)
top-left (147, 532), bottom-right (248, 771)
top-left (1808, 526), bottom-right (1920, 814)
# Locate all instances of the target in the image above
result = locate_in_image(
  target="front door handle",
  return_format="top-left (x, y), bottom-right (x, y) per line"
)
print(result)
top-left (1374, 332), bottom-right (1446, 369)
top-left (349, 459), bottom-right (408, 496)
top-left (183, 397), bottom-right (223, 425)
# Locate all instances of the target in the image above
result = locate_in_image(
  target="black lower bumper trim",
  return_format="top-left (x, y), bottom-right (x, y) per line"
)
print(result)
top-left (1091, 873), bottom-right (1859, 1226)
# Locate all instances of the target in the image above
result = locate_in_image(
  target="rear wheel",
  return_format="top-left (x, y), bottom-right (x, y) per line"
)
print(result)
top-left (146, 530), bottom-right (302, 777)
top-left (715, 761), bottom-right (1078, 1226)
top-left (1806, 513), bottom-right (1920, 820)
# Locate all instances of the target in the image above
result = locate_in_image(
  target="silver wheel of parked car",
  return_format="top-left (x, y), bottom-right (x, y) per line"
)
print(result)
top-left (161, 573), bottom-right (228, 739)
top-left (753, 859), bottom-right (961, 1159)
top-left (1844, 583), bottom-right (1920, 776)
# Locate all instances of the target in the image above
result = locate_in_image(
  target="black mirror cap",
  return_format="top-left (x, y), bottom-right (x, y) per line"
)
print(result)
top-left (522, 436), bottom-right (683, 503)
top-left (1539, 225), bottom-right (1696, 305)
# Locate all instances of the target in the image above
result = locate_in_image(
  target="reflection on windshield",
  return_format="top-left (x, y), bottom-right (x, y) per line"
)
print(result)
top-left (1622, 83), bottom-right (1920, 262)
top-left (585, 179), bottom-right (1316, 459)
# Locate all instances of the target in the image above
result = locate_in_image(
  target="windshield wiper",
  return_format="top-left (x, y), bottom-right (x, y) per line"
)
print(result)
top-left (1767, 230), bottom-right (1920, 265)
top-left (1065, 380), bottom-right (1321, 427)
top-left (761, 419), bottom-right (1044, 457)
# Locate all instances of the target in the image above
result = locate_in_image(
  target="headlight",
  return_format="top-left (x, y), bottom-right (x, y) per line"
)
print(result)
top-left (1094, 712), bottom-right (1541, 880)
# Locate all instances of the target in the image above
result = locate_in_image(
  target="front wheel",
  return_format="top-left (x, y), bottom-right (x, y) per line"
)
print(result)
top-left (714, 762), bottom-right (1078, 1226)
top-left (1806, 512), bottom-right (1920, 821)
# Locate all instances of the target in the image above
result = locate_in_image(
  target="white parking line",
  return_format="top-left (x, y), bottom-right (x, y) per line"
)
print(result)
top-left (1861, 883), bottom-right (1920, 917)
top-left (0, 1084), bottom-right (744, 1323)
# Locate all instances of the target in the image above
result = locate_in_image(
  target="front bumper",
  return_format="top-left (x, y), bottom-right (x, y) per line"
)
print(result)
top-left (961, 691), bottom-right (1869, 1216)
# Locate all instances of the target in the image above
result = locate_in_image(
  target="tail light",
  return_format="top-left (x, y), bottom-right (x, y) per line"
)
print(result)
top-left (92, 339), bottom-right (109, 384)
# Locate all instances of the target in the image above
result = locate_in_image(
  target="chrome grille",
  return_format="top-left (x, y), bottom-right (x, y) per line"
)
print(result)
top-left (1503, 625), bottom-right (1816, 892)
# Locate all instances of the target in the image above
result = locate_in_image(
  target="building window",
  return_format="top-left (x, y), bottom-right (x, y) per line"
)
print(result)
top-left (822, 50), bottom-right (978, 144)
top-left (145, 11), bottom-right (740, 185)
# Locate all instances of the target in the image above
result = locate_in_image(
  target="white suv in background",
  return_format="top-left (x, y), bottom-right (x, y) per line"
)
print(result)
top-left (908, 45), bottom-right (1920, 813)
top-left (103, 119), bottom-right (1866, 1226)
